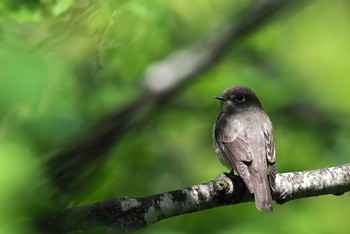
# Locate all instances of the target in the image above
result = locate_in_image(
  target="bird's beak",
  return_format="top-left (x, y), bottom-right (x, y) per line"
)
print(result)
top-left (215, 95), bottom-right (224, 101)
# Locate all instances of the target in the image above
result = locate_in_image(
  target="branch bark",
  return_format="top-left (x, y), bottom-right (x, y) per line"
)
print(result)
top-left (36, 163), bottom-right (350, 233)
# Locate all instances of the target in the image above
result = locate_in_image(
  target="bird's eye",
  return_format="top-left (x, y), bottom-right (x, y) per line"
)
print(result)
top-left (234, 94), bottom-right (245, 102)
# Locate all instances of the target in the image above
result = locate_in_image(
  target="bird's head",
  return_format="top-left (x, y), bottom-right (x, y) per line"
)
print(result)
top-left (215, 85), bottom-right (262, 113)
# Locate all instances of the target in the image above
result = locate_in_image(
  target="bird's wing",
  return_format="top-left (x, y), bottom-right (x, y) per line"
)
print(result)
top-left (222, 136), bottom-right (253, 162)
top-left (264, 128), bottom-right (276, 192)
top-left (215, 113), bottom-right (253, 162)
top-left (215, 117), bottom-right (254, 193)
top-left (264, 130), bottom-right (275, 163)
top-left (221, 139), bottom-right (254, 193)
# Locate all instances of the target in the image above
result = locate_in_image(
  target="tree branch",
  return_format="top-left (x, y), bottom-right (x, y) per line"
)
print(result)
top-left (36, 163), bottom-right (350, 233)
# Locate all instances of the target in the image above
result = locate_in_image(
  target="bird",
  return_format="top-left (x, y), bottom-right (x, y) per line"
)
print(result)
top-left (213, 85), bottom-right (276, 211)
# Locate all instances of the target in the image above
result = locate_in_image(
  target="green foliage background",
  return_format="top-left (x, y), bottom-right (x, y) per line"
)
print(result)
top-left (0, 0), bottom-right (350, 233)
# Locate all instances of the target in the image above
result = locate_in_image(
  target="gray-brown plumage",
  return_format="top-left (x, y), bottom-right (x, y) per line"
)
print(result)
top-left (213, 86), bottom-right (276, 211)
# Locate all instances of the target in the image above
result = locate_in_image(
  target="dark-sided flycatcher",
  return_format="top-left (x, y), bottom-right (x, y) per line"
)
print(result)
top-left (213, 85), bottom-right (276, 211)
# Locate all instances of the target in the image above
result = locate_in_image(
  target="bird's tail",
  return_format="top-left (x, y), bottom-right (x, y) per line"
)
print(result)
top-left (251, 171), bottom-right (273, 212)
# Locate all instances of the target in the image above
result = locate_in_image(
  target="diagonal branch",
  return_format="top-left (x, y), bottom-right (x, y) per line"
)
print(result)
top-left (143, 0), bottom-right (305, 94)
top-left (36, 163), bottom-right (350, 233)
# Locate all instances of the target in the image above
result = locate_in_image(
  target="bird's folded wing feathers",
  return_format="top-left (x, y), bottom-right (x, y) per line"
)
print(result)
top-left (264, 130), bottom-right (275, 163)
top-left (264, 129), bottom-right (276, 191)
top-left (216, 133), bottom-right (255, 193)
